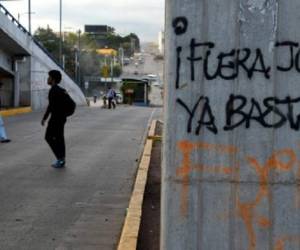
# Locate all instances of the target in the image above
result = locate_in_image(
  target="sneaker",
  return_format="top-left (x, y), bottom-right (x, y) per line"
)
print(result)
top-left (1, 139), bottom-right (11, 143)
top-left (51, 160), bottom-right (65, 168)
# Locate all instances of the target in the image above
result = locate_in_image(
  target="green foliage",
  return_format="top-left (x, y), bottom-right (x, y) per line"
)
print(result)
top-left (112, 65), bottom-right (122, 77)
top-left (34, 26), bottom-right (60, 61)
top-left (33, 26), bottom-right (139, 83)
top-left (34, 27), bottom-right (101, 81)
top-left (102, 33), bottom-right (140, 56)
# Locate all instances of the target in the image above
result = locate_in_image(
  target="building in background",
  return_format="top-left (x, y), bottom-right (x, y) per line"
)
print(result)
top-left (85, 25), bottom-right (115, 47)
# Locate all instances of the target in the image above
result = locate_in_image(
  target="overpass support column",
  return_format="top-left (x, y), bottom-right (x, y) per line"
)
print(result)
top-left (13, 60), bottom-right (20, 108)
top-left (163, 0), bottom-right (300, 249)
top-left (13, 57), bottom-right (26, 108)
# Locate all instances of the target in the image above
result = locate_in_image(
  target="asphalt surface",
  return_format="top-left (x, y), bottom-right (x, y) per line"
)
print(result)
top-left (0, 105), bottom-right (161, 250)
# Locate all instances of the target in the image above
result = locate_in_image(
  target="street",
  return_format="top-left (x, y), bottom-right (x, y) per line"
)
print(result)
top-left (122, 51), bottom-right (164, 107)
top-left (0, 105), bottom-right (160, 250)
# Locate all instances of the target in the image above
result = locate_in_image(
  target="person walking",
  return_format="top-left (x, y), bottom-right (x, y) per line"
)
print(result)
top-left (41, 70), bottom-right (71, 168)
top-left (107, 86), bottom-right (116, 109)
top-left (0, 82), bottom-right (10, 143)
top-left (0, 115), bottom-right (10, 143)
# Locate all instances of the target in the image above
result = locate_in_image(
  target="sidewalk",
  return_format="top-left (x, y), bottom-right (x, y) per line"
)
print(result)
top-left (88, 98), bottom-right (104, 108)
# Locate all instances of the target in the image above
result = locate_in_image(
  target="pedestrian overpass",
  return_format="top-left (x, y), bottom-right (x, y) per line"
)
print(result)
top-left (0, 4), bottom-right (86, 111)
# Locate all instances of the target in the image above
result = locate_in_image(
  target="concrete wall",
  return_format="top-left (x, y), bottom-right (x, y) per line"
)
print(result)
top-left (0, 48), bottom-right (13, 73)
top-left (163, 0), bottom-right (300, 249)
top-left (30, 44), bottom-right (86, 110)
top-left (0, 78), bottom-right (13, 108)
top-left (0, 49), bottom-right (14, 108)
top-left (18, 58), bottom-right (31, 106)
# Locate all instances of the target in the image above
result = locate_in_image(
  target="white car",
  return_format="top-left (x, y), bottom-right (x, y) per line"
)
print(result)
top-left (147, 74), bottom-right (158, 80)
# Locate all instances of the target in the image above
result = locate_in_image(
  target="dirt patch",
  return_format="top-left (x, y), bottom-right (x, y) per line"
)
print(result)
top-left (137, 122), bottom-right (162, 250)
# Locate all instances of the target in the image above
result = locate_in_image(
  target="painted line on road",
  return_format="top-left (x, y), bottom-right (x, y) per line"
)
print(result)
top-left (117, 119), bottom-right (157, 250)
top-left (0, 107), bottom-right (32, 117)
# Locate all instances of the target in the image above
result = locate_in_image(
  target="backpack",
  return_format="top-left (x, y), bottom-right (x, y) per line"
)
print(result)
top-left (62, 90), bottom-right (76, 117)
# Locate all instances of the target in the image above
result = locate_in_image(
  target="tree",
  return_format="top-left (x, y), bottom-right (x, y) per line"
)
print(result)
top-left (123, 33), bottom-right (140, 52)
top-left (33, 26), bottom-right (140, 84)
top-left (34, 27), bottom-right (101, 82)
top-left (34, 26), bottom-right (60, 62)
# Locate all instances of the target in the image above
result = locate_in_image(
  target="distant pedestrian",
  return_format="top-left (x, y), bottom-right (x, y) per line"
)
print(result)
top-left (107, 87), bottom-right (116, 109)
top-left (93, 90), bottom-right (98, 103)
top-left (41, 70), bottom-right (76, 168)
top-left (0, 82), bottom-right (10, 143)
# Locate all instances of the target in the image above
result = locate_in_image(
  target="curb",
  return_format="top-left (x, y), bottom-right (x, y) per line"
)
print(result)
top-left (0, 107), bottom-right (32, 117)
top-left (117, 119), bottom-right (157, 250)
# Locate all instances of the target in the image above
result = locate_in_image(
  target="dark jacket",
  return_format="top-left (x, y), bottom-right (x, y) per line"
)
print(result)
top-left (43, 84), bottom-right (67, 120)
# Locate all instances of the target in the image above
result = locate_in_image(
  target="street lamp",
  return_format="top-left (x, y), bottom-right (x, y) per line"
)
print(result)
top-left (77, 29), bottom-right (81, 85)
top-left (28, 0), bottom-right (31, 33)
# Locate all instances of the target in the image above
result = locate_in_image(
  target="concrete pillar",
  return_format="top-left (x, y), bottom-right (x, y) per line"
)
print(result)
top-left (13, 60), bottom-right (20, 107)
top-left (163, 0), bottom-right (300, 249)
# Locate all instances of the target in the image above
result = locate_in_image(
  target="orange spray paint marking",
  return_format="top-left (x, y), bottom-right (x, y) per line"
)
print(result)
top-left (237, 149), bottom-right (297, 250)
top-left (274, 236), bottom-right (300, 250)
top-left (177, 141), bottom-right (195, 216)
top-left (177, 140), bottom-right (238, 217)
top-left (177, 140), bottom-right (300, 250)
top-left (256, 216), bottom-right (271, 229)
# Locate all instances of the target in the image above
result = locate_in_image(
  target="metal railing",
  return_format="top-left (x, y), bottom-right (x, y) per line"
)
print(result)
top-left (0, 4), bottom-right (75, 81)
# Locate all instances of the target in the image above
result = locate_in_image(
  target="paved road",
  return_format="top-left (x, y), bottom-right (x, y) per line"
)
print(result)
top-left (0, 105), bottom-right (160, 250)
top-left (122, 53), bottom-right (164, 107)
top-left (121, 43), bottom-right (164, 107)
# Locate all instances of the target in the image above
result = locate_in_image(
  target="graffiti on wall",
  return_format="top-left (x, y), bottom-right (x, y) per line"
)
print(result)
top-left (173, 17), bottom-right (300, 90)
top-left (177, 140), bottom-right (300, 250)
top-left (171, 14), bottom-right (300, 250)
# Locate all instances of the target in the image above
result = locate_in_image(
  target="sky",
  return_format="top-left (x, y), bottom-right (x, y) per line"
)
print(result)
top-left (1, 0), bottom-right (165, 43)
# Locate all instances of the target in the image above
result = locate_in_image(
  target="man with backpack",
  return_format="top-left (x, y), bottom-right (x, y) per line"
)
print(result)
top-left (41, 70), bottom-right (76, 168)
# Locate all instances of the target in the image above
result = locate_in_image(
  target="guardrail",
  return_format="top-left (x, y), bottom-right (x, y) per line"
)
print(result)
top-left (0, 4), bottom-right (76, 82)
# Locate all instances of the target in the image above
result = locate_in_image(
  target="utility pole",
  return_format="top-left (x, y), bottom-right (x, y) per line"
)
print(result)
top-left (118, 47), bottom-right (124, 68)
top-left (59, 0), bottom-right (62, 66)
top-left (74, 48), bottom-right (78, 83)
top-left (28, 0), bottom-right (31, 33)
top-left (77, 29), bottom-right (81, 87)
top-left (110, 55), bottom-right (114, 84)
